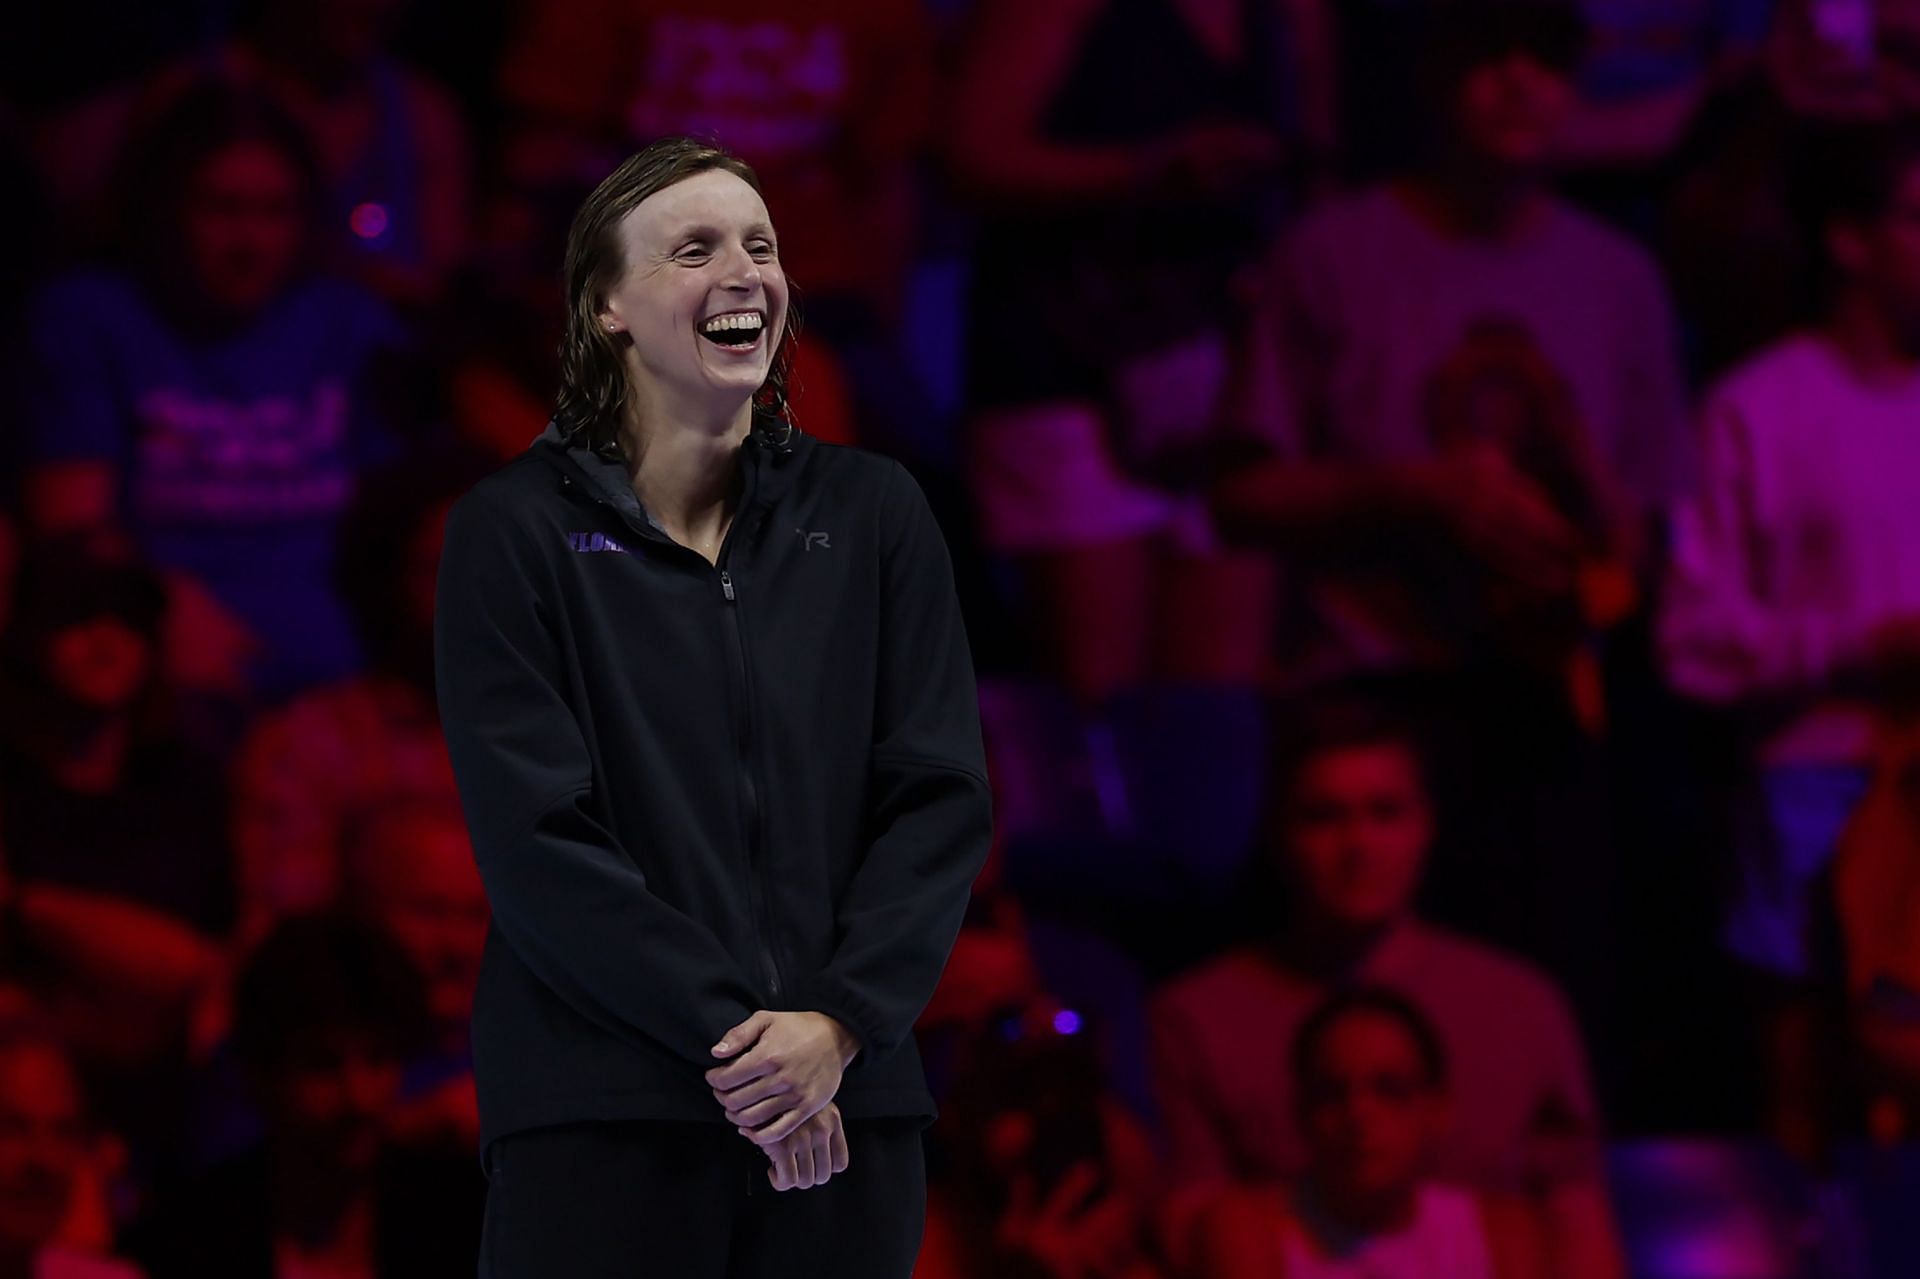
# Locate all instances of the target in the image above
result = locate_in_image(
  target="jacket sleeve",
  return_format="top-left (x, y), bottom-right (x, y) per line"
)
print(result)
top-left (785, 461), bottom-right (994, 1072)
top-left (433, 489), bottom-right (762, 1067)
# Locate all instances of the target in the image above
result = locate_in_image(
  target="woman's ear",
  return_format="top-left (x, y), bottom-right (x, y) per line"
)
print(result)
top-left (599, 298), bottom-right (625, 335)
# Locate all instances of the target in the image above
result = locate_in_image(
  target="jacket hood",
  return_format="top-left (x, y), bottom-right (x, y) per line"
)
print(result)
top-left (530, 412), bottom-right (810, 541)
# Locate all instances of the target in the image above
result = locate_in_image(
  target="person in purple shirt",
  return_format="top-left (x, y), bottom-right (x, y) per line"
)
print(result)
top-left (20, 78), bottom-right (406, 705)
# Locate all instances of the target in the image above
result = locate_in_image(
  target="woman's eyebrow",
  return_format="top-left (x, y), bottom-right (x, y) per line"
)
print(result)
top-left (674, 222), bottom-right (777, 242)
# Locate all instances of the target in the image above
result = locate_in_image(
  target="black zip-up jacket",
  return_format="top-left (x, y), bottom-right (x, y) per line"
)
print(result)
top-left (432, 414), bottom-right (992, 1165)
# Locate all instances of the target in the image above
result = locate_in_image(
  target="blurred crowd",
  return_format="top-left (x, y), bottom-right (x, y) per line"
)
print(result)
top-left (2, 0), bottom-right (1920, 1274)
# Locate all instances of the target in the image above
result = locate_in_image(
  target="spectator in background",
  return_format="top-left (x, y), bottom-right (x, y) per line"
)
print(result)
top-left (946, 0), bottom-right (1334, 705)
top-left (339, 794), bottom-right (487, 1154)
top-left (0, 536), bottom-right (232, 1173)
top-left (1659, 115), bottom-right (1920, 1153)
top-left (128, 912), bottom-right (480, 1278)
top-left (1211, 3), bottom-right (1683, 1031)
top-left (1193, 989), bottom-right (1545, 1279)
top-left (1147, 694), bottom-right (1620, 1279)
top-left (1215, 0), bottom-right (1684, 693)
top-left (497, 0), bottom-right (927, 456)
top-left (226, 449), bottom-right (485, 945)
top-left (18, 80), bottom-right (408, 711)
top-left (0, 996), bottom-right (146, 1279)
top-left (33, 0), bottom-right (470, 307)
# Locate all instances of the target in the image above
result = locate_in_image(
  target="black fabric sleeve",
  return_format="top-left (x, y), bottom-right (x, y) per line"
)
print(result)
top-left (433, 490), bottom-right (762, 1068)
top-left (785, 461), bottom-right (994, 1072)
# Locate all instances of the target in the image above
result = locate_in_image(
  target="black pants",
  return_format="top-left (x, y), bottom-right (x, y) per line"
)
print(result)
top-left (477, 1117), bottom-right (927, 1278)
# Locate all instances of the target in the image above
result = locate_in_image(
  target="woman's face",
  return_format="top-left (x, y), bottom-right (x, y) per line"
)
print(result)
top-left (180, 140), bottom-right (306, 314)
top-left (599, 169), bottom-right (789, 419)
top-left (1297, 1012), bottom-right (1444, 1203)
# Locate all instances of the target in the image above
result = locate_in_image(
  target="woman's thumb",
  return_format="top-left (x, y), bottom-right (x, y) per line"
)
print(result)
top-left (712, 1011), bottom-right (766, 1056)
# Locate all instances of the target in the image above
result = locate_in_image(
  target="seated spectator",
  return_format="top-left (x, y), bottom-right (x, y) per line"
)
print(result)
top-left (0, 996), bottom-right (146, 1279)
top-left (20, 79), bottom-right (408, 707)
top-left (1146, 694), bottom-right (1621, 1278)
top-left (1192, 987), bottom-right (1545, 1279)
top-left (944, 0), bottom-right (1330, 704)
top-left (227, 450), bottom-right (485, 944)
top-left (1663, 116), bottom-right (1920, 977)
top-left (128, 912), bottom-right (480, 1278)
top-left (1660, 117), bottom-right (1920, 1154)
top-left (1216, 0), bottom-right (1685, 694)
top-left (339, 794), bottom-right (487, 1152)
top-left (915, 993), bottom-right (1165, 1279)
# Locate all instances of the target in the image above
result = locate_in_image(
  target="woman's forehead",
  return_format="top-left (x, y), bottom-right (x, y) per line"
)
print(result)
top-left (626, 170), bottom-right (773, 242)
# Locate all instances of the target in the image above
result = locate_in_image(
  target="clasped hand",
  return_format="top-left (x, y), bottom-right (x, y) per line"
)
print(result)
top-left (708, 1010), bottom-right (857, 1191)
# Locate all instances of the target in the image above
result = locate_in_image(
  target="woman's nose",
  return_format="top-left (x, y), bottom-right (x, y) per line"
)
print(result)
top-left (720, 244), bottom-right (761, 287)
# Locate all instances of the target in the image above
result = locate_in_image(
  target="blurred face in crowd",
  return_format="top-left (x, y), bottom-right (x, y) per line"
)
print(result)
top-left (261, 1030), bottom-right (404, 1173)
top-left (42, 613), bottom-right (152, 711)
top-left (1281, 742), bottom-right (1433, 931)
top-left (181, 140), bottom-right (306, 315)
top-left (1834, 157), bottom-right (1920, 350)
top-left (1451, 50), bottom-right (1576, 172)
top-left (1297, 1009), bottom-right (1446, 1208)
top-left (599, 169), bottom-right (790, 420)
top-left (354, 809), bottom-right (489, 1027)
top-left (0, 1044), bottom-right (89, 1258)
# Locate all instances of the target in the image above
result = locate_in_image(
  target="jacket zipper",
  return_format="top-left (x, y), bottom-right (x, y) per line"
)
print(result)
top-left (717, 563), bottom-right (786, 1007)
top-left (557, 460), bottom-right (787, 1009)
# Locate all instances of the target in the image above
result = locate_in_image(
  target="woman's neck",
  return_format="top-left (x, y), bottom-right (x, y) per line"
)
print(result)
top-left (617, 397), bottom-right (755, 556)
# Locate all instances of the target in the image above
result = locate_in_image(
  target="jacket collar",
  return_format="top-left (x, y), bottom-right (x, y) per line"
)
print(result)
top-left (531, 412), bottom-right (809, 543)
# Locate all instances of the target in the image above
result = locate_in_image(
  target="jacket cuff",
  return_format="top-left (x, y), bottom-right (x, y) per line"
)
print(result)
top-left (786, 974), bottom-right (890, 1076)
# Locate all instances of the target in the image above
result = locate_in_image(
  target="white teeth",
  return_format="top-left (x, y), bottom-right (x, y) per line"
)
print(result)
top-left (700, 313), bottom-right (763, 334)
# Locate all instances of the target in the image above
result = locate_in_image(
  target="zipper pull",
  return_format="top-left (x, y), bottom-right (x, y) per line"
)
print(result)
top-left (719, 570), bottom-right (735, 601)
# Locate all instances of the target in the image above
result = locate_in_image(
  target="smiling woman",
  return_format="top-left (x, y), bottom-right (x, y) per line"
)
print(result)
top-left (552, 142), bottom-right (799, 467)
top-left (434, 135), bottom-right (992, 1279)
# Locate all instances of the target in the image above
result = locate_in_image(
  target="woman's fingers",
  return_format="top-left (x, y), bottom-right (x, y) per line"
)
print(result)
top-left (809, 1122), bottom-right (835, 1185)
top-left (724, 1091), bottom-right (793, 1128)
top-left (767, 1140), bottom-right (798, 1191)
top-left (827, 1111), bottom-right (850, 1174)
top-left (792, 1132), bottom-right (817, 1188)
top-left (740, 1104), bottom-right (807, 1147)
